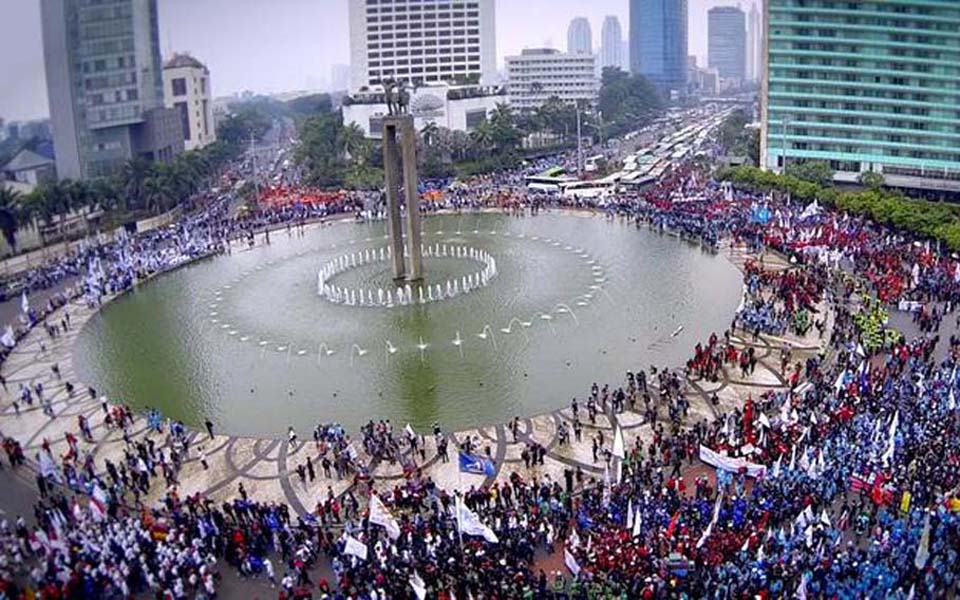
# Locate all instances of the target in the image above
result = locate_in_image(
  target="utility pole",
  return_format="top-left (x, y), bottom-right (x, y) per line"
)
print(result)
top-left (576, 102), bottom-right (583, 178)
top-left (781, 115), bottom-right (790, 174)
top-left (249, 133), bottom-right (259, 203)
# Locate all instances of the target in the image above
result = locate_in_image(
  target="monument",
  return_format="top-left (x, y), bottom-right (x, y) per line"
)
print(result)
top-left (382, 80), bottom-right (423, 282)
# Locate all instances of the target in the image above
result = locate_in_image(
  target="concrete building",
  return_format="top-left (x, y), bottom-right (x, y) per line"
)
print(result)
top-left (342, 83), bottom-right (506, 138)
top-left (347, 0), bottom-right (497, 92)
top-left (1, 149), bottom-right (57, 188)
top-left (567, 17), bottom-right (593, 55)
top-left (40, 0), bottom-right (183, 181)
top-left (163, 53), bottom-right (216, 152)
top-left (708, 6), bottom-right (746, 83)
top-left (746, 2), bottom-right (761, 83)
top-left (505, 48), bottom-right (599, 110)
top-left (600, 16), bottom-right (623, 71)
top-left (629, 0), bottom-right (688, 98)
top-left (762, 0), bottom-right (960, 192)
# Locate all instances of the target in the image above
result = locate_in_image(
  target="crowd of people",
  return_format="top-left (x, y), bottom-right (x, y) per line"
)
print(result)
top-left (0, 136), bottom-right (957, 598)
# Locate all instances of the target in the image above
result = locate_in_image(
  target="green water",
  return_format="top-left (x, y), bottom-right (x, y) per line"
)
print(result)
top-left (73, 213), bottom-right (742, 437)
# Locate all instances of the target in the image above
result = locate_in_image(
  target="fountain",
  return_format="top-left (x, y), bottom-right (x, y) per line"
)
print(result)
top-left (452, 330), bottom-right (464, 358)
top-left (416, 336), bottom-right (429, 363)
top-left (552, 303), bottom-right (580, 326)
top-left (350, 344), bottom-right (368, 367)
top-left (476, 325), bottom-right (497, 350)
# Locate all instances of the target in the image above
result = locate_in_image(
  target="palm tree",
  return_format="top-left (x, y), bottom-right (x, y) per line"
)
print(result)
top-left (420, 122), bottom-right (440, 147)
top-left (120, 158), bottom-right (153, 211)
top-left (338, 123), bottom-right (367, 163)
top-left (0, 187), bottom-right (22, 250)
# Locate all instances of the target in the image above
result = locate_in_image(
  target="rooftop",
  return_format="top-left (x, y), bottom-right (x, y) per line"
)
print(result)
top-left (163, 53), bottom-right (207, 71)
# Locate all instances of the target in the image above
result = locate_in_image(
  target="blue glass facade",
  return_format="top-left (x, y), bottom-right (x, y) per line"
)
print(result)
top-left (762, 0), bottom-right (960, 190)
top-left (630, 0), bottom-right (688, 96)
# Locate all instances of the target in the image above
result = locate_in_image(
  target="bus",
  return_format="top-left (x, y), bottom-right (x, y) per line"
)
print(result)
top-left (525, 173), bottom-right (576, 193)
top-left (559, 180), bottom-right (616, 200)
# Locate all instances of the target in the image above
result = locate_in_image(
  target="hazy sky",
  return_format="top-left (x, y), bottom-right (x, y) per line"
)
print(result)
top-left (0, 0), bottom-right (756, 122)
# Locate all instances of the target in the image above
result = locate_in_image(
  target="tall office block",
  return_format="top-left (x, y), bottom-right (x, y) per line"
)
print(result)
top-left (600, 16), bottom-right (624, 71)
top-left (348, 0), bottom-right (497, 91)
top-left (567, 17), bottom-right (593, 55)
top-left (629, 0), bottom-right (688, 97)
top-left (41, 0), bottom-right (183, 180)
top-left (708, 6), bottom-right (746, 81)
top-left (762, 0), bottom-right (960, 192)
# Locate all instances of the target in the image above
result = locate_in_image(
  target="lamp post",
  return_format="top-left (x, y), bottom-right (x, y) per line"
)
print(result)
top-left (576, 101), bottom-right (583, 178)
top-left (781, 115), bottom-right (791, 174)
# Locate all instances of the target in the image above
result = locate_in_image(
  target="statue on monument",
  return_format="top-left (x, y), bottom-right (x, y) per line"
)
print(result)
top-left (383, 79), bottom-right (398, 115)
top-left (397, 81), bottom-right (410, 114)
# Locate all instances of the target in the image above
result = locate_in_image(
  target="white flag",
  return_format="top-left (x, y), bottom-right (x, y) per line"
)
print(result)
top-left (20, 291), bottom-right (29, 315)
top-left (819, 509), bottom-right (831, 527)
top-left (409, 571), bottom-right (427, 600)
top-left (632, 507), bottom-right (642, 538)
top-left (914, 514), bottom-right (931, 569)
top-left (343, 535), bottom-right (368, 560)
top-left (369, 494), bottom-right (400, 540)
top-left (456, 497), bottom-right (499, 543)
top-left (757, 412), bottom-right (771, 429)
top-left (404, 423), bottom-right (416, 438)
top-left (0, 326), bottom-right (15, 348)
top-left (612, 425), bottom-right (625, 460)
top-left (602, 463), bottom-right (611, 507)
top-left (626, 499), bottom-right (634, 530)
top-left (564, 547), bottom-right (581, 576)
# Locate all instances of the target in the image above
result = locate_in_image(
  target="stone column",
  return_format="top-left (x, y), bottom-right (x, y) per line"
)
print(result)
top-left (382, 120), bottom-right (406, 280)
top-left (399, 117), bottom-right (423, 281)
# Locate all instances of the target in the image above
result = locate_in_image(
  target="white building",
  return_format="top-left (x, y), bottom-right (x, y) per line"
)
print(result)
top-left (600, 16), bottom-right (623, 71)
top-left (163, 53), bottom-right (216, 151)
top-left (347, 0), bottom-right (497, 92)
top-left (505, 48), bottom-right (599, 110)
top-left (567, 17), bottom-right (592, 55)
top-left (342, 83), bottom-right (506, 138)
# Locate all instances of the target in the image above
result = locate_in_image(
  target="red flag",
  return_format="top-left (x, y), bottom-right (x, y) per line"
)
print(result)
top-left (666, 511), bottom-right (681, 538)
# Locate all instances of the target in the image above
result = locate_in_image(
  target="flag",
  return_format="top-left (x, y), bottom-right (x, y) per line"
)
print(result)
top-left (626, 499), bottom-right (634, 530)
top-left (88, 497), bottom-right (107, 522)
top-left (38, 451), bottom-right (62, 484)
top-left (569, 528), bottom-right (580, 549)
top-left (369, 493), bottom-right (400, 540)
top-left (0, 326), bottom-right (14, 348)
top-left (602, 463), bottom-right (611, 507)
top-left (772, 455), bottom-right (782, 478)
top-left (456, 497), bottom-right (498, 543)
top-left (819, 509), bottom-right (831, 527)
top-left (914, 514), bottom-right (931, 569)
top-left (564, 547), bottom-right (581, 576)
top-left (343, 535), bottom-right (368, 560)
top-left (757, 412), bottom-right (771, 429)
top-left (666, 510), bottom-right (681, 538)
top-left (458, 451), bottom-right (495, 477)
top-left (20, 291), bottom-right (29, 314)
top-left (612, 425), bottom-right (625, 460)
top-left (404, 423), bottom-right (416, 438)
top-left (850, 473), bottom-right (871, 494)
top-left (632, 507), bottom-right (642, 538)
top-left (409, 571), bottom-right (426, 600)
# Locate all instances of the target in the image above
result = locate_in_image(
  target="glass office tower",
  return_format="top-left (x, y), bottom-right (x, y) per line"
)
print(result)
top-left (762, 0), bottom-right (960, 191)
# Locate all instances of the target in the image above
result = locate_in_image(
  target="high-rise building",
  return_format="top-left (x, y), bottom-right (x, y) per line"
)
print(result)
top-left (600, 16), bottom-right (623, 71)
top-left (746, 2), bottom-right (761, 83)
top-left (505, 49), bottom-right (599, 110)
top-left (163, 54), bottom-right (216, 152)
top-left (629, 0), bottom-right (688, 97)
top-left (708, 6), bottom-right (746, 82)
top-left (762, 0), bottom-right (960, 192)
top-left (567, 17), bottom-right (593, 55)
top-left (40, 0), bottom-right (184, 180)
top-left (347, 0), bottom-right (497, 92)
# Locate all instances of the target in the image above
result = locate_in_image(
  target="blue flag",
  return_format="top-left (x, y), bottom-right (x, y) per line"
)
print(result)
top-left (458, 451), bottom-right (496, 477)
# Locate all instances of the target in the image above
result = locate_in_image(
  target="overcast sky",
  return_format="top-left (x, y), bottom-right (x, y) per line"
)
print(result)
top-left (0, 0), bottom-right (756, 122)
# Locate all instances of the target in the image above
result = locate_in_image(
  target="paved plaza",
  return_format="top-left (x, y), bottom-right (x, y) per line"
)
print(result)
top-left (0, 211), bottom-right (828, 517)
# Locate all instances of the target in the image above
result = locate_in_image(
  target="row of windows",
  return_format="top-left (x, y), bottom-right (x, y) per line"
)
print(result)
top-left (369, 12), bottom-right (479, 22)
top-left (369, 38), bottom-right (479, 49)
top-left (370, 57), bottom-right (480, 67)
top-left (775, 26), bottom-right (960, 47)
top-left (369, 64), bottom-right (478, 77)
top-left (366, 2), bottom-right (479, 12)
top-left (369, 23), bottom-right (479, 33)
top-left (772, 69), bottom-right (959, 89)
top-left (88, 88), bottom-right (138, 106)
top-left (84, 71), bottom-right (136, 91)
top-left (772, 96), bottom-right (960, 116)
top-left (778, 118), bottom-right (960, 136)
top-left (369, 29), bottom-right (477, 40)
top-left (773, 41), bottom-right (958, 61)
top-left (771, 84), bottom-right (959, 104)
top-left (782, 141), bottom-right (960, 164)
top-left (370, 46), bottom-right (479, 58)
top-left (81, 54), bottom-right (136, 74)
top-left (778, 126), bottom-right (958, 147)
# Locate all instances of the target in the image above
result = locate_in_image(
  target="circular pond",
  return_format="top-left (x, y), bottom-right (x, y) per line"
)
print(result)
top-left (73, 212), bottom-right (742, 437)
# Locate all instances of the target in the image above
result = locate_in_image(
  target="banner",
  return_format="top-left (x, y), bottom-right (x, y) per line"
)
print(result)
top-left (369, 493), bottom-right (401, 540)
top-left (699, 445), bottom-right (767, 478)
top-left (458, 451), bottom-right (496, 477)
top-left (343, 535), bottom-right (368, 561)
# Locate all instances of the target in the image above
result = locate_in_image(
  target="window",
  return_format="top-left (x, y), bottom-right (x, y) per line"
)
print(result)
top-left (172, 77), bottom-right (187, 96)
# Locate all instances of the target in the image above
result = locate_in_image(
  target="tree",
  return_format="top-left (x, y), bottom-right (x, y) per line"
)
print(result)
top-left (859, 171), bottom-right (885, 191)
top-left (598, 68), bottom-right (662, 136)
top-left (0, 187), bottom-right (22, 249)
top-left (785, 160), bottom-right (835, 188)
